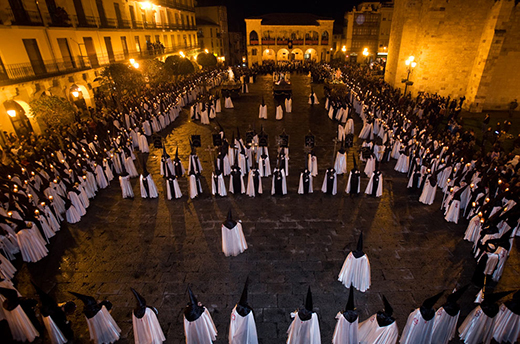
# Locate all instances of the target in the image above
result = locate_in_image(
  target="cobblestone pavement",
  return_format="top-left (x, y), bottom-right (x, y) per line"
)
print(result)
top-left (10, 74), bottom-right (520, 344)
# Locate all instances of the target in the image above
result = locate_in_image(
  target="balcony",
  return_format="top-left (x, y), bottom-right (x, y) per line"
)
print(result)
top-left (250, 40), bottom-right (259, 45)
top-left (133, 20), bottom-right (144, 29)
top-left (321, 40), bottom-right (329, 45)
top-left (101, 17), bottom-right (117, 28)
top-left (118, 19), bottom-right (131, 29)
top-left (72, 15), bottom-right (98, 28)
top-left (262, 38), bottom-right (275, 45)
top-left (6, 9), bottom-right (43, 26)
top-left (293, 39), bottom-right (304, 45)
top-left (277, 38), bottom-right (288, 45)
top-left (305, 39), bottom-right (319, 45)
top-left (0, 56), bottom-right (91, 85)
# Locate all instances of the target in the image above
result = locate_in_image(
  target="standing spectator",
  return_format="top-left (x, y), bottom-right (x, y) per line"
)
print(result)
top-left (482, 113), bottom-right (490, 133)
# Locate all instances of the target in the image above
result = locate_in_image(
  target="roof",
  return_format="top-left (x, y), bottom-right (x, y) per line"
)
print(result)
top-left (246, 13), bottom-right (334, 26)
top-left (196, 17), bottom-right (219, 27)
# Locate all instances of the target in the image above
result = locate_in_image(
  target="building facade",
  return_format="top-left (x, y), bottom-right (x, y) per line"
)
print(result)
top-left (245, 13), bottom-right (334, 67)
top-left (228, 31), bottom-right (245, 66)
top-left (195, 6), bottom-right (229, 63)
top-left (0, 0), bottom-right (198, 138)
top-left (385, 0), bottom-right (520, 111)
top-left (342, 1), bottom-right (393, 63)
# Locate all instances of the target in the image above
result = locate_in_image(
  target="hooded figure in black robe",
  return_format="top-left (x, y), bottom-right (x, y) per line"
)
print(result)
top-left (229, 278), bottom-right (258, 343)
top-left (298, 164), bottom-right (313, 194)
top-left (33, 282), bottom-right (75, 342)
top-left (246, 161), bottom-right (262, 197)
top-left (400, 291), bottom-right (444, 344)
top-left (69, 291), bottom-right (121, 344)
top-left (183, 287), bottom-right (217, 343)
top-left (287, 287), bottom-right (321, 343)
top-left (333, 286), bottom-right (359, 343)
top-left (321, 167), bottom-right (337, 195)
top-left (173, 147), bottom-right (186, 177)
top-left (130, 288), bottom-right (165, 344)
top-left (211, 160), bottom-right (227, 197)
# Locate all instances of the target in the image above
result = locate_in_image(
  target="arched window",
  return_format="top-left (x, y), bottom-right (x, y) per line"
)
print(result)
top-left (249, 30), bottom-right (259, 45)
top-left (321, 31), bottom-right (329, 45)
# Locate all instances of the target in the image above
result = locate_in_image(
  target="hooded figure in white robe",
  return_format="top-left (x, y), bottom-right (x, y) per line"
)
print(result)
top-left (246, 164), bottom-right (262, 197)
top-left (333, 286), bottom-right (358, 344)
top-left (308, 89), bottom-right (319, 105)
top-left (139, 159), bottom-right (158, 199)
top-left (131, 288), bottom-right (165, 344)
top-left (493, 289), bottom-right (520, 344)
top-left (119, 165), bottom-right (134, 199)
top-left (285, 96), bottom-right (292, 113)
top-left (184, 287), bottom-right (217, 344)
top-left (166, 176), bottom-right (182, 200)
top-left (160, 147), bottom-right (175, 178)
top-left (431, 285), bottom-right (469, 344)
top-left (338, 232), bottom-right (371, 292)
top-left (229, 278), bottom-right (258, 344)
top-left (0, 287), bottom-right (40, 343)
top-left (33, 282), bottom-right (75, 344)
top-left (321, 168), bottom-right (337, 195)
top-left (365, 169), bottom-right (383, 197)
top-left (259, 97), bottom-right (268, 119)
top-left (173, 147), bottom-right (186, 177)
top-left (276, 104), bottom-right (284, 120)
top-left (400, 291), bottom-right (444, 344)
top-left (298, 168), bottom-right (313, 194)
top-left (69, 291), bottom-right (121, 344)
top-left (225, 96), bottom-right (234, 109)
top-left (358, 295), bottom-right (399, 344)
top-left (271, 168), bottom-right (287, 196)
top-left (258, 147), bottom-right (271, 177)
top-left (308, 151), bottom-right (318, 177)
top-left (459, 290), bottom-right (513, 344)
top-left (211, 160), bottom-right (227, 197)
top-left (287, 287), bottom-right (321, 344)
top-left (221, 209), bottom-right (248, 257)
top-left (334, 145), bottom-right (348, 175)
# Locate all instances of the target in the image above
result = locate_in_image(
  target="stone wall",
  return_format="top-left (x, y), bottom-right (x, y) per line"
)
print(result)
top-left (385, 0), bottom-right (520, 112)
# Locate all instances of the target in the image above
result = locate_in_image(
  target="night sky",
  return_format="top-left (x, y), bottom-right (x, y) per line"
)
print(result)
top-left (196, 0), bottom-right (366, 32)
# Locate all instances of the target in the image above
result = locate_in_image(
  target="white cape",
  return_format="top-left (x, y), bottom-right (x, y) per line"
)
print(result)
top-left (338, 252), bottom-right (371, 292)
top-left (184, 309), bottom-right (217, 344)
top-left (86, 306), bottom-right (121, 344)
top-left (222, 223), bottom-right (248, 257)
top-left (287, 312), bottom-right (321, 344)
top-left (399, 308), bottom-right (435, 344)
top-left (358, 314), bottom-right (398, 344)
top-left (132, 308), bottom-right (166, 344)
top-left (229, 307), bottom-right (258, 344)
top-left (332, 312), bottom-right (358, 344)
top-left (431, 307), bottom-right (459, 344)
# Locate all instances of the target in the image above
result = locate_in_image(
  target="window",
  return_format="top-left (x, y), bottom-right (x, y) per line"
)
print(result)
top-left (251, 48), bottom-right (257, 56)
top-left (121, 36), bottom-right (129, 58)
top-left (135, 36), bottom-right (142, 53)
top-left (104, 37), bottom-right (115, 62)
top-left (249, 30), bottom-right (259, 45)
top-left (210, 28), bottom-right (213, 38)
top-left (23, 39), bottom-right (46, 75)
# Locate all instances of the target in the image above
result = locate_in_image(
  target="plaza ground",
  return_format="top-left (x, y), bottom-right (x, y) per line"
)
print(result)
top-left (8, 74), bottom-right (520, 344)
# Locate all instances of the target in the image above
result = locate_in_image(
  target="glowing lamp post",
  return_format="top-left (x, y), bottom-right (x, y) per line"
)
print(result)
top-left (402, 56), bottom-right (417, 96)
top-left (362, 48), bottom-right (369, 64)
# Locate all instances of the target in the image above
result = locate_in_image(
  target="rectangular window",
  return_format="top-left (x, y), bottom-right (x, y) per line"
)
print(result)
top-left (135, 36), bottom-right (142, 54)
top-left (57, 38), bottom-right (76, 69)
top-left (23, 39), bottom-right (46, 75)
top-left (83, 37), bottom-right (99, 67)
top-left (104, 36), bottom-right (115, 62)
top-left (121, 36), bottom-right (129, 57)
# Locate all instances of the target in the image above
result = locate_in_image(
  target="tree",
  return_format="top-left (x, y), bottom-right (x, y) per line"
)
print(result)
top-left (197, 53), bottom-right (217, 68)
top-left (30, 95), bottom-right (76, 127)
top-left (164, 55), bottom-right (195, 75)
top-left (141, 59), bottom-right (170, 84)
top-left (100, 63), bottom-right (143, 94)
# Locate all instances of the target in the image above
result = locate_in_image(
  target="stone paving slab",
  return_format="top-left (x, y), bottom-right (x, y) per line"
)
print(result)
top-left (8, 74), bottom-right (519, 344)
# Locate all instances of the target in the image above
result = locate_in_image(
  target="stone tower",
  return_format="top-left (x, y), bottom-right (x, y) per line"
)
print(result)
top-left (385, 0), bottom-right (520, 112)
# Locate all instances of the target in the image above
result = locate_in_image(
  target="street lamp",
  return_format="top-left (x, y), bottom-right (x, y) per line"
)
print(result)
top-left (402, 56), bottom-right (417, 96)
top-left (7, 109), bottom-right (16, 117)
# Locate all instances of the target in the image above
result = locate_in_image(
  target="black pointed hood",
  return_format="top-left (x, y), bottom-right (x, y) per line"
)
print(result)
top-left (298, 286), bottom-right (313, 321)
top-left (343, 286), bottom-right (358, 323)
top-left (162, 146), bottom-right (169, 159)
top-left (352, 232), bottom-right (364, 258)
top-left (131, 288), bottom-right (147, 318)
top-left (69, 291), bottom-right (101, 318)
top-left (443, 285), bottom-right (469, 317)
top-left (261, 96), bottom-right (265, 106)
top-left (223, 209), bottom-right (237, 229)
top-left (420, 291), bottom-right (444, 321)
top-left (481, 290), bottom-right (514, 318)
top-left (0, 287), bottom-right (20, 311)
top-left (184, 287), bottom-right (205, 322)
top-left (376, 295), bottom-right (395, 327)
top-left (236, 277), bottom-right (253, 316)
top-left (175, 147), bottom-right (180, 160)
top-left (32, 282), bottom-right (57, 317)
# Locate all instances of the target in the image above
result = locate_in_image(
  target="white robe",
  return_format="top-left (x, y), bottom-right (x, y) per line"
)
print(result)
top-left (358, 315), bottom-right (399, 344)
top-left (285, 98), bottom-right (292, 113)
top-left (43, 315), bottom-right (68, 344)
top-left (222, 222), bottom-right (248, 257)
top-left (493, 304), bottom-right (520, 344)
top-left (86, 306), bottom-right (121, 344)
top-left (132, 308), bottom-right (166, 344)
top-left (120, 175), bottom-right (134, 199)
top-left (287, 312), bottom-right (321, 344)
top-left (338, 252), bottom-right (371, 292)
top-left (431, 307), bottom-right (459, 344)
top-left (259, 105), bottom-right (268, 119)
top-left (212, 173), bottom-right (227, 197)
top-left (228, 307), bottom-right (258, 344)
top-left (276, 105), bottom-right (284, 120)
top-left (334, 152), bottom-right (348, 174)
top-left (166, 178), bottom-right (182, 200)
top-left (332, 313), bottom-right (358, 344)
top-left (365, 173), bottom-right (383, 197)
top-left (458, 306), bottom-right (495, 344)
top-left (321, 172), bottom-right (337, 195)
top-left (246, 171), bottom-right (263, 197)
top-left (225, 97), bottom-right (234, 109)
top-left (4, 304), bottom-right (39, 342)
top-left (399, 308), bottom-right (435, 344)
top-left (308, 155), bottom-right (318, 177)
top-left (184, 309), bottom-right (217, 344)
top-left (140, 175), bottom-right (159, 198)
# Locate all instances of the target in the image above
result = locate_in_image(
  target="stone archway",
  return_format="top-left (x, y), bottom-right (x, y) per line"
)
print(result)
top-left (304, 48), bottom-right (317, 61)
top-left (262, 48), bottom-right (275, 61)
top-left (290, 49), bottom-right (304, 61)
top-left (277, 48), bottom-right (289, 61)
